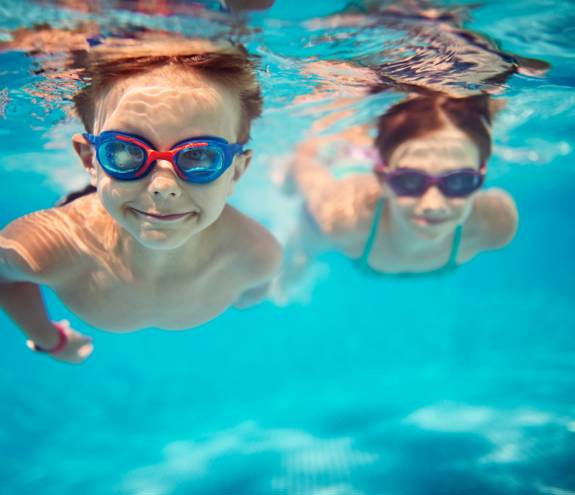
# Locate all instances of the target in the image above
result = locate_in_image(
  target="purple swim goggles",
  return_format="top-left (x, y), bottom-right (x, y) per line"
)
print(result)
top-left (375, 162), bottom-right (486, 198)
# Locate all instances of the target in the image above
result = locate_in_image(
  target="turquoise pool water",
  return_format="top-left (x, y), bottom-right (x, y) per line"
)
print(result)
top-left (1, 1), bottom-right (574, 494)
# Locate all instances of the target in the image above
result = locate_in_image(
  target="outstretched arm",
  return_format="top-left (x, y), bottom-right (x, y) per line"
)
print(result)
top-left (1, 217), bottom-right (93, 364)
top-left (0, 274), bottom-right (93, 365)
top-left (1, 280), bottom-right (59, 349)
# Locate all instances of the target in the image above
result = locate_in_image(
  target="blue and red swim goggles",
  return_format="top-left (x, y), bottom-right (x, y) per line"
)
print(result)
top-left (83, 131), bottom-right (244, 184)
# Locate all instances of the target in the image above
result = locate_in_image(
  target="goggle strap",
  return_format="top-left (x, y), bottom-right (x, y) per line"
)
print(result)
top-left (83, 132), bottom-right (97, 145)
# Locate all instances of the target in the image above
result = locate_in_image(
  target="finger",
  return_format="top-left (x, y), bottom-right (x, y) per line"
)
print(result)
top-left (26, 340), bottom-right (38, 352)
top-left (78, 344), bottom-right (94, 359)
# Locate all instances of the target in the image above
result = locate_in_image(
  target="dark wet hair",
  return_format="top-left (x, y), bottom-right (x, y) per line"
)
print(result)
top-left (56, 184), bottom-right (96, 206)
top-left (375, 94), bottom-right (492, 164)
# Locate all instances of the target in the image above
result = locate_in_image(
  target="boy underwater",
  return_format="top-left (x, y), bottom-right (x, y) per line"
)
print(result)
top-left (0, 36), bottom-right (282, 364)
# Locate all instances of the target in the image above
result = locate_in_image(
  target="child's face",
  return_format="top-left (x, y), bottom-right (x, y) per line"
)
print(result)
top-left (79, 71), bottom-right (250, 250)
top-left (383, 125), bottom-right (481, 240)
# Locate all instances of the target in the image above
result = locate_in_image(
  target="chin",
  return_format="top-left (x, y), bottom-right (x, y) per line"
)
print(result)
top-left (409, 220), bottom-right (455, 240)
top-left (123, 214), bottom-right (207, 250)
top-left (134, 231), bottom-right (192, 250)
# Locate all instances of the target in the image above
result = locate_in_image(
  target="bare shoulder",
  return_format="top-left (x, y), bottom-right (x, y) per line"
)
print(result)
top-left (465, 188), bottom-right (518, 251)
top-left (1, 205), bottom-right (76, 283)
top-left (0, 194), bottom-right (104, 284)
top-left (220, 206), bottom-right (283, 284)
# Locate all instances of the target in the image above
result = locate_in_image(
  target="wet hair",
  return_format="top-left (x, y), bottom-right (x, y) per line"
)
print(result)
top-left (375, 94), bottom-right (492, 164)
top-left (72, 36), bottom-right (263, 144)
top-left (56, 184), bottom-right (96, 206)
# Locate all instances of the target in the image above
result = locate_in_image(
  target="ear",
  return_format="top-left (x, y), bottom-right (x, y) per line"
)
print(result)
top-left (233, 149), bottom-right (252, 182)
top-left (72, 133), bottom-right (97, 186)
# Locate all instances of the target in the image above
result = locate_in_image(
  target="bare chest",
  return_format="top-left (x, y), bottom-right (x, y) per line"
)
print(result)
top-left (54, 261), bottom-right (241, 331)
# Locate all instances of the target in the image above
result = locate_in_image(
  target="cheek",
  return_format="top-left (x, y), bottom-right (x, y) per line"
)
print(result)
top-left (206, 169), bottom-right (234, 197)
top-left (393, 196), bottom-right (418, 215)
top-left (447, 198), bottom-right (473, 218)
top-left (96, 175), bottom-right (139, 210)
top-left (189, 175), bottom-right (233, 213)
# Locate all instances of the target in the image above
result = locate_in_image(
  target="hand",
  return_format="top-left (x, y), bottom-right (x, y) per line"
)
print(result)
top-left (27, 320), bottom-right (94, 364)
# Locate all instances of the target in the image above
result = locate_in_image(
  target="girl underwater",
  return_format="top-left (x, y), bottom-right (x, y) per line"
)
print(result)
top-left (277, 94), bottom-right (517, 297)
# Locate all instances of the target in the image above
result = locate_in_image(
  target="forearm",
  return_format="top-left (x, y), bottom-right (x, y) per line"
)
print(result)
top-left (0, 281), bottom-right (60, 349)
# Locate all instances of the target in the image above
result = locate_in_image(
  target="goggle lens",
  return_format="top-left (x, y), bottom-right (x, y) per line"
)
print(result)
top-left (440, 171), bottom-right (482, 197)
top-left (176, 146), bottom-right (224, 173)
top-left (99, 140), bottom-right (146, 173)
top-left (389, 171), bottom-right (427, 196)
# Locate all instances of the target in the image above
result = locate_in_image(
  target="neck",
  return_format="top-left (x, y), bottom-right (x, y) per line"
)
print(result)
top-left (112, 220), bottom-right (213, 282)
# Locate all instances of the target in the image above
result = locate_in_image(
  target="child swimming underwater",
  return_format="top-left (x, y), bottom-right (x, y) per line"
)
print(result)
top-left (281, 94), bottom-right (517, 287)
top-left (0, 36), bottom-right (282, 364)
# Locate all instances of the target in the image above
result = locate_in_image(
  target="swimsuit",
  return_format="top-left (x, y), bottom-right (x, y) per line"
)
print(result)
top-left (357, 198), bottom-right (463, 276)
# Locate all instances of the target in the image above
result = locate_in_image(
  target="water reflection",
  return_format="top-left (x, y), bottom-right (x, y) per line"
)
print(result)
top-left (310, 0), bottom-right (550, 96)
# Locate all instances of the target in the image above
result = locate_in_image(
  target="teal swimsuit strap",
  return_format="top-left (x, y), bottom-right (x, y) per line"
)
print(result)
top-left (447, 224), bottom-right (463, 268)
top-left (358, 197), bottom-right (385, 269)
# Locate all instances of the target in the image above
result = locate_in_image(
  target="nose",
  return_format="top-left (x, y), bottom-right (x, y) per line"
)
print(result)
top-left (147, 161), bottom-right (182, 199)
top-left (416, 186), bottom-right (448, 216)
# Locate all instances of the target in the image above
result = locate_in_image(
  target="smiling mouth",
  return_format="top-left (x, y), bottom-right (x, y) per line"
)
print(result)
top-left (413, 216), bottom-right (450, 226)
top-left (130, 208), bottom-right (198, 222)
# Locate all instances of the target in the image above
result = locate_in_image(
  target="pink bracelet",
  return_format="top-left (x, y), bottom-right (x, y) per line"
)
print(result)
top-left (28, 322), bottom-right (68, 354)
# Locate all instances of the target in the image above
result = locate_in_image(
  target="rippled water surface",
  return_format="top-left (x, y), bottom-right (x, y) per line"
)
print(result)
top-left (1, 1), bottom-right (574, 494)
